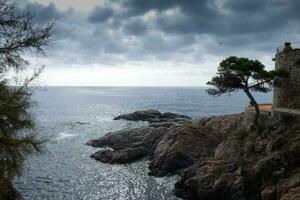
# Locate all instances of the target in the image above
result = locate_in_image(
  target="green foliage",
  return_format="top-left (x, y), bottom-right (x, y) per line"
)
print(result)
top-left (207, 56), bottom-right (289, 127)
top-left (206, 56), bottom-right (288, 96)
top-left (269, 68), bottom-right (290, 78)
top-left (0, 69), bottom-right (49, 180)
top-left (0, 0), bottom-right (53, 191)
top-left (0, 0), bottom-right (54, 72)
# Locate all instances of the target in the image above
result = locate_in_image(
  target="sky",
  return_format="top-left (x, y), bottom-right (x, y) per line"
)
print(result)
top-left (17, 0), bottom-right (300, 86)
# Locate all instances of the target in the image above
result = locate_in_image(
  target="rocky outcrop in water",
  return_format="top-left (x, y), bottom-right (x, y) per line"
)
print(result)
top-left (113, 109), bottom-right (191, 122)
top-left (88, 110), bottom-right (300, 199)
top-left (88, 126), bottom-right (171, 164)
top-left (88, 111), bottom-right (243, 176)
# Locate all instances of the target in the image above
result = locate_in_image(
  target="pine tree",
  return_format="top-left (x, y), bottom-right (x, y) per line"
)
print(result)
top-left (207, 56), bottom-right (288, 127)
top-left (0, 0), bottom-right (54, 198)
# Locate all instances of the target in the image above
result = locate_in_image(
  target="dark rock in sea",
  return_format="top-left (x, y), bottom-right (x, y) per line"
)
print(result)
top-left (88, 110), bottom-right (300, 199)
top-left (90, 147), bottom-right (147, 164)
top-left (88, 126), bottom-right (170, 163)
top-left (113, 109), bottom-right (191, 123)
top-left (88, 111), bottom-right (243, 177)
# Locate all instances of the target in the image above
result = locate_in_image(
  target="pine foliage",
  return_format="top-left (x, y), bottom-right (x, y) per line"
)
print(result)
top-left (0, 0), bottom-right (54, 196)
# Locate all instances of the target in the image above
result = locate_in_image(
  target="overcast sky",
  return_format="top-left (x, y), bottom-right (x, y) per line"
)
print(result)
top-left (18, 0), bottom-right (300, 86)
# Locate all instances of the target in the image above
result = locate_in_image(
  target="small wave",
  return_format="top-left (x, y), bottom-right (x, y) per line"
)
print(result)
top-left (61, 121), bottom-right (90, 129)
top-left (56, 131), bottom-right (77, 140)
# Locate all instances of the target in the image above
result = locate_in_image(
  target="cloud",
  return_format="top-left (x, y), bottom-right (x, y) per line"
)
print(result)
top-left (16, 0), bottom-right (300, 86)
top-left (87, 6), bottom-right (114, 23)
top-left (122, 17), bottom-right (149, 35)
top-left (222, 0), bottom-right (268, 13)
top-left (24, 2), bottom-right (65, 23)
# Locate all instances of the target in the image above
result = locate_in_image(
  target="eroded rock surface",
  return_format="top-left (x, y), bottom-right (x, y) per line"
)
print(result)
top-left (88, 110), bottom-right (300, 199)
top-left (88, 126), bottom-right (171, 164)
top-left (113, 109), bottom-right (191, 122)
top-left (174, 119), bottom-right (300, 200)
top-left (148, 123), bottom-right (223, 176)
top-left (88, 111), bottom-right (243, 176)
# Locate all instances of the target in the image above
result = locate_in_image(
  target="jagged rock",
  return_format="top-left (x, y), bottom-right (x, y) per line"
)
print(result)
top-left (88, 111), bottom-right (300, 200)
top-left (113, 109), bottom-right (191, 123)
top-left (214, 140), bottom-right (241, 161)
top-left (277, 173), bottom-right (300, 199)
top-left (174, 160), bottom-right (244, 200)
top-left (88, 113), bottom-right (243, 176)
top-left (87, 126), bottom-right (169, 163)
top-left (280, 186), bottom-right (300, 200)
top-left (149, 123), bottom-right (223, 176)
top-left (261, 186), bottom-right (276, 200)
top-left (90, 147), bottom-right (147, 164)
top-left (174, 120), bottom-right (300, 200)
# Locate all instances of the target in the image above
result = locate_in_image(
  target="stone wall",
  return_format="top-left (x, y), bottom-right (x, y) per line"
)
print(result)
top-left (273, 48), bottom-right (300, 109)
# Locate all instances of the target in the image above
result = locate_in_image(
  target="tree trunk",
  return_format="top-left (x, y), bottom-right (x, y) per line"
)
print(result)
top-left (244, 89), bottom-right (260, 127)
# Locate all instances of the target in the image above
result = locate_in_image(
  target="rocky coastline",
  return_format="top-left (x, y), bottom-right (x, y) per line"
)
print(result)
top-left (87, 110), bottom-right (300, 200)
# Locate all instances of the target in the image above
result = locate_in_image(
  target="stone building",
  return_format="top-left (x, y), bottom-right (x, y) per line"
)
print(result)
top-left (273, 42), bottom-right (300, 110)
top-left (245, 42), bottom-right (300, 126)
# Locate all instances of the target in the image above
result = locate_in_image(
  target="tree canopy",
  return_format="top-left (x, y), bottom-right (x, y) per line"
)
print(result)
top-left (0, 0), bottom-right (54, 197)
top-left (207, 56), bottom-right (288, 127)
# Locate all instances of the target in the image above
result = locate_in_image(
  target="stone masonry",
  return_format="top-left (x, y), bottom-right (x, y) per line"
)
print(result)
top-left (273, 43), bottom-right (300, 109)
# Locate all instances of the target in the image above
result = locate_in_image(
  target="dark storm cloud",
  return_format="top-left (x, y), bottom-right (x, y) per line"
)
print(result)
top-left (88, 6), bottom-right (114, 23)
top-left (223, 0), bottom-right (268, 13)
top-left (119, 0), bottom-right (217, 17)
top-left (24, 2), bottom-right (65, 23)
top-left (19, 0), bottom-right (300, 65)
top-left (122, 18), bottom-right (148, 35)
top-left (116, 0), bottom-right (300, 36)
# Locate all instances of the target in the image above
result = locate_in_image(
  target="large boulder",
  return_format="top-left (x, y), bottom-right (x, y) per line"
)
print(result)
top-left (87, 126), bottom-right (170, 164)
top-left (174, 160), bottom-right (244, 200)
top-left (148, 122), bottom-right (224, 176)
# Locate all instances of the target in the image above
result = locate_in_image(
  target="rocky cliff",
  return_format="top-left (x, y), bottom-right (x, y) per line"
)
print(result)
top-left (87, 110), bottom-right (300, 200)
top-left (175, 117), bottom-right (300, 200)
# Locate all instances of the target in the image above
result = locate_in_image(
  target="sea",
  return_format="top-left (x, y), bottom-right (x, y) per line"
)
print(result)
top-left (13, 87), bottom-right (272, 200)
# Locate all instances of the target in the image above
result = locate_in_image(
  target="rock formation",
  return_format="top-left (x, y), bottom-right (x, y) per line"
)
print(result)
top-left (88, 110), bottom-right (300, 200)
top-left (113, 109), bottom-right (191, 122)
top-left (175, 118), bottom-right (300, 200)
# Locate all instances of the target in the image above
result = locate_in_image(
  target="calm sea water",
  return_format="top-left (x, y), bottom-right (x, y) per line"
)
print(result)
top-left (14, 87), bottom-right (272, 200)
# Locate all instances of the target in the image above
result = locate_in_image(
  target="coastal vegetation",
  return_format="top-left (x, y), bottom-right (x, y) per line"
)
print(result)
top-left (207, 56), bottom-right (289, 127)
top-left (0, 0), bottom-right (54, 198)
